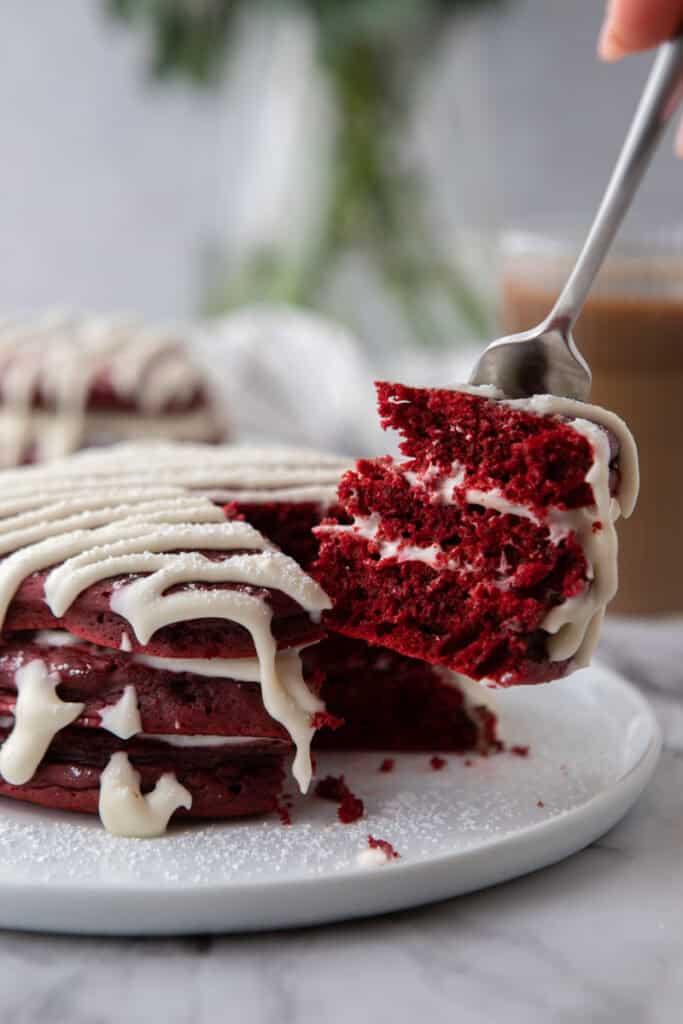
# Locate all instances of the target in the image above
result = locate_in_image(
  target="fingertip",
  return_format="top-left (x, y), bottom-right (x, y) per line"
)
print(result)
top-left (598, 0), bottom-right (683, 60)
top-left (675, 119), bottom-right (683, 159)
top-left (598, 25), bottom-right (627, 62)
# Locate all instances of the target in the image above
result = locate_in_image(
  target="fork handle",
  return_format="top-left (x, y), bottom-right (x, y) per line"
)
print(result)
top-left (547, 33), bottom-right (683, 332)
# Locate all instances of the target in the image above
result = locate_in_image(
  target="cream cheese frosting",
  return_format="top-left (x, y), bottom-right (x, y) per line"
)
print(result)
top-left (98, 752), bottom-right (192, 838)
top-left (98, 685), bottom-right (142, 741)
top-left (0, 442), bottom-right (342, 835)
top-left (328, 386), bottom-right (638, 675)
top-left (0, 661), bottom-right (84, 785)
top-left (491, 390), bottom-right (637, 667)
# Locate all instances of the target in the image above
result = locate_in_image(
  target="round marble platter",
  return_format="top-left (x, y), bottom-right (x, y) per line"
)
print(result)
top-left (0, 662), bottom-right (660, 936)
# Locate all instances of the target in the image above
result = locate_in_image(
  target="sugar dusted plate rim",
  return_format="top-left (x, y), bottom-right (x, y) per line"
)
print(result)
top-left (0, 661), bottom-right (660, 934)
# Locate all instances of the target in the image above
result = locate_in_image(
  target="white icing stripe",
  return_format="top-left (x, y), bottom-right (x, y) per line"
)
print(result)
top-left (99, 685), bottom-right (142, 741)
top-left (318, 517), bottom-right (445, 568)
top-left (33, 630), bottom-right (79, 647)
top-left (144, 734), bottom-right (271, 748)
top-left (0, 486), bottom-right (185, 520)
top-left (0, 442), bottom-right (349, 507)
top-left (462, 488), bottom-right (541, 524)
top-left (133, 649), bottom-right (323, 792)
top-left (98, 752), bottom-right (192, 838)
top-left (209, 485), bottom-right (340, 504)
top-left (0, 498), bottom-right (226, 553)
top-left (540, 420), bottom-right (617, 664)
top-left (0, 661), bottom-right (84, 785)
top-left (134, 651), bottom-right (286, 681)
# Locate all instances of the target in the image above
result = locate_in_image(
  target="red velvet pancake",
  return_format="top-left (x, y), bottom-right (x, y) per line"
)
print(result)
top-left (0, 636), bottom-right (299, 741)
top-left (315, 382), bottom-right (638, 686)
top-left (0, 434), bottom-right (552, 835)
top-left (309, 637), bottom-right (498, 752)
top-left (0, 445), bottom-right (337, 832)
top-left (226, 500), bottom-right (348, 570)
top-left (225, 492), bottom-right (500, 753)
top-left (0, 723), bottom-right (287, 819)
top-left (3, 568), bottom-right (324, 658)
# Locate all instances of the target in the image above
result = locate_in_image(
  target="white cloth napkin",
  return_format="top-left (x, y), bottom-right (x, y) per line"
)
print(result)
top-left (193, 304), bottom-right (480, 456)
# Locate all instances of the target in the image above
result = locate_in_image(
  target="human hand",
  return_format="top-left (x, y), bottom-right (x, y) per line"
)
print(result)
top-left (598, 0), bottom-right (683, 154)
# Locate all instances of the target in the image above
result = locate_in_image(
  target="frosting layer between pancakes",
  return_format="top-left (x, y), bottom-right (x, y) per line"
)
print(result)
top-left (0, 442), bottom-right (345, 833)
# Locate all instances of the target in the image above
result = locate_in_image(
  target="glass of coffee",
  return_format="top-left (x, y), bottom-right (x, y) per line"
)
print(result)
top-left (500, 228), bottom-right (683, 616)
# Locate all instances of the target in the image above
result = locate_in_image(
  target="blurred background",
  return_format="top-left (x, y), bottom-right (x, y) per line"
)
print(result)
top-left (1, 0), bottom-right (679, 328)
top-left (1, 0), bottom-right (682, 615)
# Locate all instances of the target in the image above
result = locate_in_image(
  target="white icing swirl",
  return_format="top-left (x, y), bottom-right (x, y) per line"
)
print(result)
top-left (98, 752), bottom-right (192, 838)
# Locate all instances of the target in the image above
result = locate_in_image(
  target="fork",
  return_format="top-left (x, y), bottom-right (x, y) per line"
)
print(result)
top-left (469, 33), bottom-right (683, 401)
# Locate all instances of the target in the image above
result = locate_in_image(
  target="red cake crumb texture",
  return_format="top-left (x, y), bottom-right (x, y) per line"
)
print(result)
top-left (225, 500), bottom-right (348, 570)
top-left (314, 775), bottom-right (348, 802)
top-left (314, 381), bottom-right (637, 686)
top-left (368, 835), bottom-right (400, 860)
top-left (0, 638), bottom-right (310, 742)
top-left (314, 774), bottom-right (365, 823)
top-left (309, 637), bottom-right (499, 753)
top-left (0, 436), bottom-right (507, 838)
top-left (276, 801), bottom-right (293, 826)
top-left (0, 444), bottom-right (350, 835)
top-left (430, 756), bottom-right (447, 771)
top-left (511, 745), bottom-right (530, 758)
top-left (338, 792), bottom-right (364, 824)
top-left (4, 567), bottom-right (323, 660)
top-left (219, 456), bottom-right (501, 759)
top-left (310, 710), bottom-right (345, 733)
top-left (0, 720), bottom-right (288, 819)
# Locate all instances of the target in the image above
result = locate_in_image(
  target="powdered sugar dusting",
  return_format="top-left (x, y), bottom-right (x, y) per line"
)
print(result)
top-left (0, 669), bottom-right (652, 895)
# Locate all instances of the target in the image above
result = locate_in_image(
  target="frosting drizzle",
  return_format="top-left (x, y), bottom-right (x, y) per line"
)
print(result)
top-left (0, 661), bottom-right (84, 785)
top-left (0, 443), bottom-right (337, 831)
top-left (98, 752), bottom-right (192, 838)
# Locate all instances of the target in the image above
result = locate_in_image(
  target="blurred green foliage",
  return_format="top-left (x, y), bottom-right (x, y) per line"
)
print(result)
top-left (109, 0), bottom-right (501, 84)
top-left (109, 0), bottom-right (505, 346)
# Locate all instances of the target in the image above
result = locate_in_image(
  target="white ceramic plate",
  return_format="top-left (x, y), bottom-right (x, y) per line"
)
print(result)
top-left (0, 662), bottom-right (660, 936)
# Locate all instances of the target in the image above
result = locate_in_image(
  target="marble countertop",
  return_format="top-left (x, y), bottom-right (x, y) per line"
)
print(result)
top-left (0, 618), bottom-right (681, 1024)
